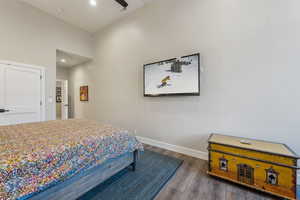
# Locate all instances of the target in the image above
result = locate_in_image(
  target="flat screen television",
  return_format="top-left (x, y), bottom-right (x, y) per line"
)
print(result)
top-left (143, 53), bottom-right (200, 97)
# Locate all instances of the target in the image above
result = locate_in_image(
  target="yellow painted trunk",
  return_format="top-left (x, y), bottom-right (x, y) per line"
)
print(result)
top-left (208, 134), bottom-right (299, 200)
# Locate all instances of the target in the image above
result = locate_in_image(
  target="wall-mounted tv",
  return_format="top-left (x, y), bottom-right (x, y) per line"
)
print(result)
top-left (144, 53), bottom-right (200, 97)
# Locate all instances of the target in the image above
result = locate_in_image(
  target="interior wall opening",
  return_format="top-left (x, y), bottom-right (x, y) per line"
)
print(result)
top-left (56, 49), bottom-right (92, 120)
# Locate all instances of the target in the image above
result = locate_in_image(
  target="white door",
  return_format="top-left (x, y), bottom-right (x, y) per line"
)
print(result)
top-left (0, 64), bottom-right (43, 125)
top-left (61, 80), bottom-right (69, 120)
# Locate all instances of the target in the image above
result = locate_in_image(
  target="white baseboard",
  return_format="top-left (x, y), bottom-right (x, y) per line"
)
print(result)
top-left (136, 136), bottom-right (208, 161)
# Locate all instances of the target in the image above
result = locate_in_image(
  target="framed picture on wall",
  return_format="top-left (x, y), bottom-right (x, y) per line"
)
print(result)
top-left (144, 53), bottom-right (200, 97)
top-left (80, 86), bottom-right (89, 101)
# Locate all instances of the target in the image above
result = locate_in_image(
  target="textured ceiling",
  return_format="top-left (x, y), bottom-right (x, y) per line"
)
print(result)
top-left (19, 0), bottom-right (153, 33)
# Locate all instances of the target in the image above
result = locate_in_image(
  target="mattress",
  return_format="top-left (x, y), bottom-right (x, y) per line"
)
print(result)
top-left (0, 119), bottom-right (143, 200)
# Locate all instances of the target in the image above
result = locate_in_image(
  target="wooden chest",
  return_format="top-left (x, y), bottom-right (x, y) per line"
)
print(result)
top-left (207, 134), bottom-right (299, 200)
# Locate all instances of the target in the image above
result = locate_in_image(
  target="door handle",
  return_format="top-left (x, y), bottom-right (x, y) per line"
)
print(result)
top-left (0, 109), bottom-right (10, 113)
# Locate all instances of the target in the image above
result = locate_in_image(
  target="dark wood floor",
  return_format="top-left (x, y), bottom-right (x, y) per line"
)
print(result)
top-left (143, 144), bottom-right (278, 200)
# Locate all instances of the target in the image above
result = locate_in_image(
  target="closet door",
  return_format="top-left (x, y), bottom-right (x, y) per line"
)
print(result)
top-left (0, 64), bottom-right (42, 125)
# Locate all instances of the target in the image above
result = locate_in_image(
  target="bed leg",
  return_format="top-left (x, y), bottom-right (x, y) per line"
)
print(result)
top-left (131, 150), bottom-right (138, 171)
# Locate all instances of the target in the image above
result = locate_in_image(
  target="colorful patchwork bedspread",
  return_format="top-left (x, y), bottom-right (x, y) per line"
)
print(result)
top-left (0, 119), bottom-right (143, 200)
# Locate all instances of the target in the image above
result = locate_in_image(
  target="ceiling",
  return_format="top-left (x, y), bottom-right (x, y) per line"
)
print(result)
top-left (56, 50), bottom-right (91, 68)
top-left (19, 0), bottom-right (152, 33)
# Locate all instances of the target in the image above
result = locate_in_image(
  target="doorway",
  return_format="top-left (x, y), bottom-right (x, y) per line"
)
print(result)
top-left (56, 79), bottom-right (69, 120)
top-left (56, 49), bottom-right (92, 120)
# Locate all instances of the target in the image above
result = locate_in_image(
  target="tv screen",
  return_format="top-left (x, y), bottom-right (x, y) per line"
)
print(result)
top-left (144, 53), bottom-right (200, 97)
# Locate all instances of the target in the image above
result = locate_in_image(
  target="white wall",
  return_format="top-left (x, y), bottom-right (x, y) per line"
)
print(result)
top-left (69, 62), bottom-right (96, 119)
top-left (68, 0), bottom-right (300, 158)
top-left (0, 0), bottom-right (94, 120)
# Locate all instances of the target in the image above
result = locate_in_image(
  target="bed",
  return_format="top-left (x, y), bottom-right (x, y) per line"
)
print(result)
top-left (0, 119), bottom-right (143, 200)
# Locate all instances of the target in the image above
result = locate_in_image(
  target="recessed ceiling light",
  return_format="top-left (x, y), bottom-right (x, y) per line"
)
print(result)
top-left (90, 0), bottom-right (97, 7)
top-left (61, 59), bottom-right (66, 63)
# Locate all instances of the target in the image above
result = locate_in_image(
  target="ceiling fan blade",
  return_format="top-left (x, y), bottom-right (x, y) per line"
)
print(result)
top-left (114, 0), bottom-right (128, 8)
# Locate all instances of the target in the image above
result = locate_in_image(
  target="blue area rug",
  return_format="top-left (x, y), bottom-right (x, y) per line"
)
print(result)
top-left (77, 150), bottom-right (183, 200)
top-left (297, 185), bottom-right (300, 200)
